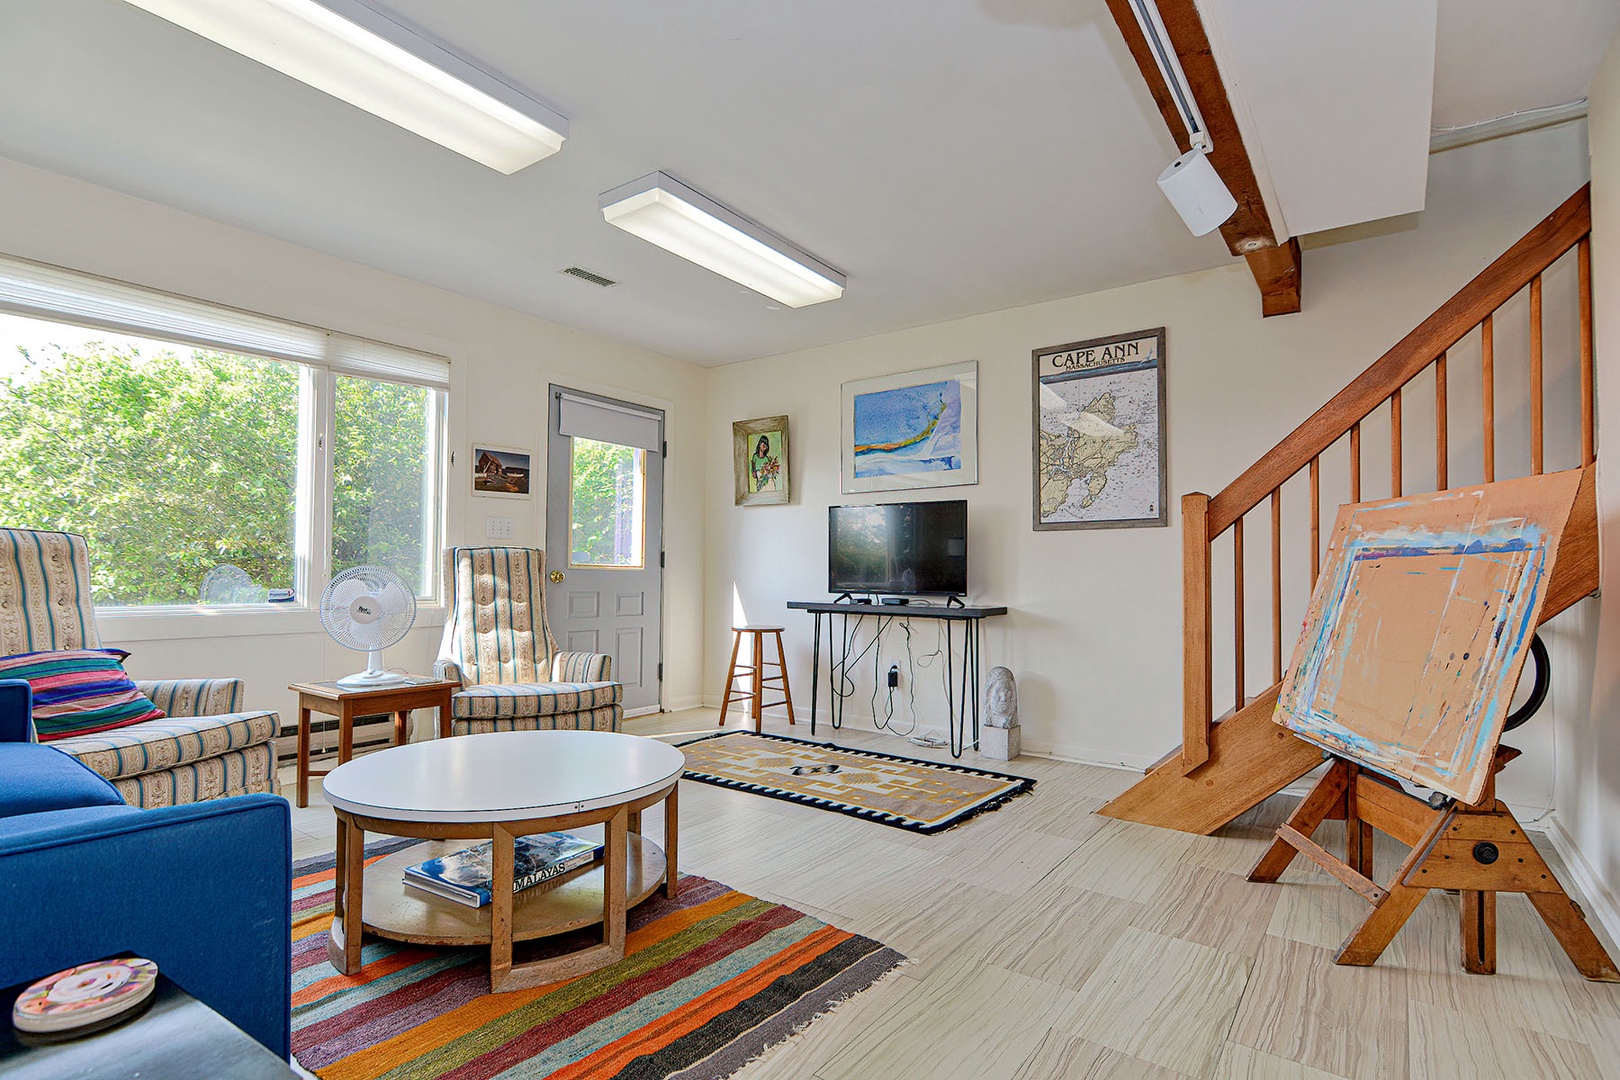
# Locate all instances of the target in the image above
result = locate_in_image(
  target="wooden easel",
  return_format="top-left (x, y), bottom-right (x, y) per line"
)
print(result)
top-left (1248, 746), bottom-right (1619, 981)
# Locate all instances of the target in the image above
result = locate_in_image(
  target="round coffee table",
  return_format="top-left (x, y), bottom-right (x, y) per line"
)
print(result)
top-left (321, 730), bottom-right (684, 992)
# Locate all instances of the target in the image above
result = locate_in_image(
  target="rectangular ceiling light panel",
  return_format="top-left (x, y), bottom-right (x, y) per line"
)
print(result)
top-left (123, 0), bottom-right (568, 173)
top-left (599, 173), bottom-right (845, 308)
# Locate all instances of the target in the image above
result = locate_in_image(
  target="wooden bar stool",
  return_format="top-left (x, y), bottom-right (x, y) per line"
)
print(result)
top-left (719, 625), bottom-right (796, 732)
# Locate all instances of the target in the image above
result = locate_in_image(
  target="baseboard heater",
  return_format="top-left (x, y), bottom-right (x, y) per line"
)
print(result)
top-left (274, 713), bottom-right (396, 768)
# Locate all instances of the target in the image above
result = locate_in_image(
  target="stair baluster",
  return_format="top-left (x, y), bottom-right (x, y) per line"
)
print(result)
top-left (1105, 184), bottom-right (1598, 833)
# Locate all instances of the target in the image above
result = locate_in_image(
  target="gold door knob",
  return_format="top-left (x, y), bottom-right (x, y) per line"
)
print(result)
top-left (549, 570), bottom-right (565, 583)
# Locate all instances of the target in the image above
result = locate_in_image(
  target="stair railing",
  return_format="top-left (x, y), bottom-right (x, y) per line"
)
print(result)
top-left (1180, 184), bottom-right (1596, 772)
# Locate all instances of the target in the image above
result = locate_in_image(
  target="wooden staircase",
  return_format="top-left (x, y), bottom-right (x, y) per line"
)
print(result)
top-left (1101, 185), bottom-right (1598, 835)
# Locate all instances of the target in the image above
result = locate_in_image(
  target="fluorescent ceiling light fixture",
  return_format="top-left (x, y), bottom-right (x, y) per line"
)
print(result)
top-left (1125, 0), bottom-right (1237, 237)
top-left (122, 0), bottom-right (568, 173)
top-left (600, 173), bottom-right (846, 308)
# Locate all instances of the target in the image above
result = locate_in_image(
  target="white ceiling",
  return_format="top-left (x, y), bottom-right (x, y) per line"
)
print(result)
top-left (0, 0), bottom-right (1613, 366)
top-left (1209, 0), bottom-right (1438, 239)
top-left (1432, 0), bottom-right (1620, 130)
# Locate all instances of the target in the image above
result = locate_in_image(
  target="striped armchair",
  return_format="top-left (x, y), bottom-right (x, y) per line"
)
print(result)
top-left (0, 529), bottom-right (279, 808)
top-left (433, 546), bottom-right (622, 735)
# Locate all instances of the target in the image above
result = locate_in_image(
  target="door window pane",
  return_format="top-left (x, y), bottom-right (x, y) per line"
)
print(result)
top-left (569, 437), bottom-right (644, 568)
top-left (0, 313), bottom-right (299, 606)
top-left (332, 375), bottom-right (436, 596)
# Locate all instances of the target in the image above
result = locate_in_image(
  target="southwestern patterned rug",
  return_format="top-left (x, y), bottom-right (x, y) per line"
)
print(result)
top-left (678, 731), bottom-right (1034, 834)
top-left (289, 841), bottom-right (904, 1080)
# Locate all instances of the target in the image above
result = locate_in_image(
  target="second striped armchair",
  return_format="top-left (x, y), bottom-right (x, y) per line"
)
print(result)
top-left (433, 546), bottom-right (623, 735)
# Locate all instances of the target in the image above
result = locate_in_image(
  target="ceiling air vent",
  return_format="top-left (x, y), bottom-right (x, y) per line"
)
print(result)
top-left (559, 266), bottom-right (617, 288)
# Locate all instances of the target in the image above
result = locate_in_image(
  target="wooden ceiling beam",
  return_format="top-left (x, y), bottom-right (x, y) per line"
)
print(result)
top-left (1246, 237), bottom-right (1302, 317)
top-left (1104, 0), bottom-right (1303, 316)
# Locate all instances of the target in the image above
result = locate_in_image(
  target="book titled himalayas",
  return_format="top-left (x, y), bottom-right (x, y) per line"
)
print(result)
top-left (403, 832), bottom-right (603, 908)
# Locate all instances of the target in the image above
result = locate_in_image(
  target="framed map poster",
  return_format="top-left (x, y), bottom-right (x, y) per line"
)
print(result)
top-left (1032, 328), bottom-right (1167, 530)
top-left (841, 360), bottom-right (978, 493)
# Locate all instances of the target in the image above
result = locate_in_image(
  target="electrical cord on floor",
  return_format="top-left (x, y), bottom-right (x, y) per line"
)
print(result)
top-left (869, 626), bottom-right (914, 736)
top-left (831, 613), bottom-right (964, 740)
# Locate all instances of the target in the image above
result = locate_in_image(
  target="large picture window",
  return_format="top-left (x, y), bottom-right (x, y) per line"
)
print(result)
top-left (332, 374), bottom-right (438, 597)
top-left (0, 257), bottom-right (447, 609)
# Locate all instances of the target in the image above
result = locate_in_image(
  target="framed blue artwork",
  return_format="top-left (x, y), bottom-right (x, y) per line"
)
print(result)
top-left (840, 360), bottom-right (978, 493)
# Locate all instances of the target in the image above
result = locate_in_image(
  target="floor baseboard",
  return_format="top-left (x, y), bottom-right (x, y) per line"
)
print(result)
top-left (1544, 813), bottom-right (1620, 960)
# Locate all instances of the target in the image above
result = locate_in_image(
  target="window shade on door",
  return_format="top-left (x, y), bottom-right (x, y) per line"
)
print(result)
top-left (557, 391), bottom-right (662, 451)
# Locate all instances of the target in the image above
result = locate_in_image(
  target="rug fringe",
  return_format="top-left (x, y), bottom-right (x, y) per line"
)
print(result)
top-left (932, 779), bottom-right (1036, 833)
top-left (708, 957), bottom-right (914, 1080)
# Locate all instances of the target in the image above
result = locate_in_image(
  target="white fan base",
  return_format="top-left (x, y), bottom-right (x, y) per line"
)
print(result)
top-left (335, 669), bottom-right (411, 690)
top-left (335, 649), bottom-right (409, 690)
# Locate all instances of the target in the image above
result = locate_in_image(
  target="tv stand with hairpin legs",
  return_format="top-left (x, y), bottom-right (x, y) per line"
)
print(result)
top-left (785, 600), bottom-right (1009, 758)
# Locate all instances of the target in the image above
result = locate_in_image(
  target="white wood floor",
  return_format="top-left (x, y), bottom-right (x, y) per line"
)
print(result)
top-left (284, 708), bottom-right (1620, 1080)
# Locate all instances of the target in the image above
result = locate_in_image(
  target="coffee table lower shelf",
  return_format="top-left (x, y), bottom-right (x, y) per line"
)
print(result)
top-left (360, 836), bottom-right (668, 947)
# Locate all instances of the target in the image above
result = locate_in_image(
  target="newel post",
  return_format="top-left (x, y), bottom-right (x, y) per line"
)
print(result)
top-left (1182, 492), bottom-right (1213, 772)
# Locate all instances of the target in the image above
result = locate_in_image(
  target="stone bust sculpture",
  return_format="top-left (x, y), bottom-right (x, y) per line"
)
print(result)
top-left (984, 666), bottom-right (1018, 729)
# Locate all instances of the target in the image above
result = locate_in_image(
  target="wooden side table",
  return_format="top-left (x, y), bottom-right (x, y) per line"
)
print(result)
top-left (289, 678), bottom-right (457, 808)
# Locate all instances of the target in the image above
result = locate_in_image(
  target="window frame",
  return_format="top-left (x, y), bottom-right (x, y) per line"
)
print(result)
top-left (0, 254), bottom-right (450, 623)
top-left (566, 436), bottom-right (648, 571)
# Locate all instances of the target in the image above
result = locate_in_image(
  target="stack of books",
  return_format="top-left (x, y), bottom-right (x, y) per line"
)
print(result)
top-left (403, 832), bottom-right (603, 908)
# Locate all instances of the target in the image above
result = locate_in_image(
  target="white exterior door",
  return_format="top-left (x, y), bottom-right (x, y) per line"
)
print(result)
top-left (545, 387), bottom-right (664, 714)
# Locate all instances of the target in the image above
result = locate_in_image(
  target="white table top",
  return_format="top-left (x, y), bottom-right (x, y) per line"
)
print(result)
top-left (321, 730), bottom-right (686, 823)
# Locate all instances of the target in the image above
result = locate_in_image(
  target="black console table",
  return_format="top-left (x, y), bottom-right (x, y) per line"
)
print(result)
top-left (786, 600), bottom-right (1009, 758)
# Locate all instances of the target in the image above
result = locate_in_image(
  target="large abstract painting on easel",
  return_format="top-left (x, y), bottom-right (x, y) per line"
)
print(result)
top-left (1275, 470), bottom-right (1584, 805)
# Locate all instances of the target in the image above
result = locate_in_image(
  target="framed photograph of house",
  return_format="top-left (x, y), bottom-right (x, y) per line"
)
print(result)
top-left (1032, 327), bottom-right (1167, 530)
top-left (471, 444), bottom-right (533, 498)
top-left (734, 416), bottom-right (790, 506)
top-left (841, 360), bottom-right (978, 494)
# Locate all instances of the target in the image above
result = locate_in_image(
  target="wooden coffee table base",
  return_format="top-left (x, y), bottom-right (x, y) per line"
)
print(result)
top-left (328, 781), bottom-right (678, 992)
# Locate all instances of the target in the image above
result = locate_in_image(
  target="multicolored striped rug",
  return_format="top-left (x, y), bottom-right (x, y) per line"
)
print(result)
top-left (290, 841), bottom-right (905, 1079)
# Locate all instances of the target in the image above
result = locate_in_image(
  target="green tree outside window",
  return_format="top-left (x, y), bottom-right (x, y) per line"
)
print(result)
top-left (0, 334), bottom-right (436, 605)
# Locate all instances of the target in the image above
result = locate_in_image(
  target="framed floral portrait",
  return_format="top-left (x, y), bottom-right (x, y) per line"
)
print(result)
top-left (734, 416), bottom-right (790, 506)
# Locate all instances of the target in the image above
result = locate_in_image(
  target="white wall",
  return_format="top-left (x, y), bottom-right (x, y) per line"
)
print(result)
top-left (0, 157), bottom-right (709, 729)
top-left (1552, 26), bottom-right (1620, 949)
top-left (705, 121), bottom-right (1591, 818)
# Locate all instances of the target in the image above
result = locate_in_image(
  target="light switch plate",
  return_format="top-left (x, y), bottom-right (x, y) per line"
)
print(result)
top-left (485, 516), bottom-right (514, 539)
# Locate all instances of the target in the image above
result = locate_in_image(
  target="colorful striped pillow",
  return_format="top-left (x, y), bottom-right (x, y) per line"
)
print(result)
top-left (0, 649), bottom-right (165, 741)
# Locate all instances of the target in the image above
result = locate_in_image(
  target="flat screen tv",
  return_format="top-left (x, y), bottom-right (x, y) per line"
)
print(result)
top-left (828, 500), bottom-right (968, 597)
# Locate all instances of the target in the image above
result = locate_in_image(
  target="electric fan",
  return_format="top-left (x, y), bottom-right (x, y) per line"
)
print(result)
top-left (200, 563), bottom-right (266, 604)
top-left (320, 566), bottom-right (417, 689)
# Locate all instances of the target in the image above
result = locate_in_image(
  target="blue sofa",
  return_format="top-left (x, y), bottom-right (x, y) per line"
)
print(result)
top-left (0, 681), bottom-right (292, 1059)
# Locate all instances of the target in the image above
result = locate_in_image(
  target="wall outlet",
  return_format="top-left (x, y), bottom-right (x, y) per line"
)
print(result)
top-left (485, 516), bottom-right (514, 539)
